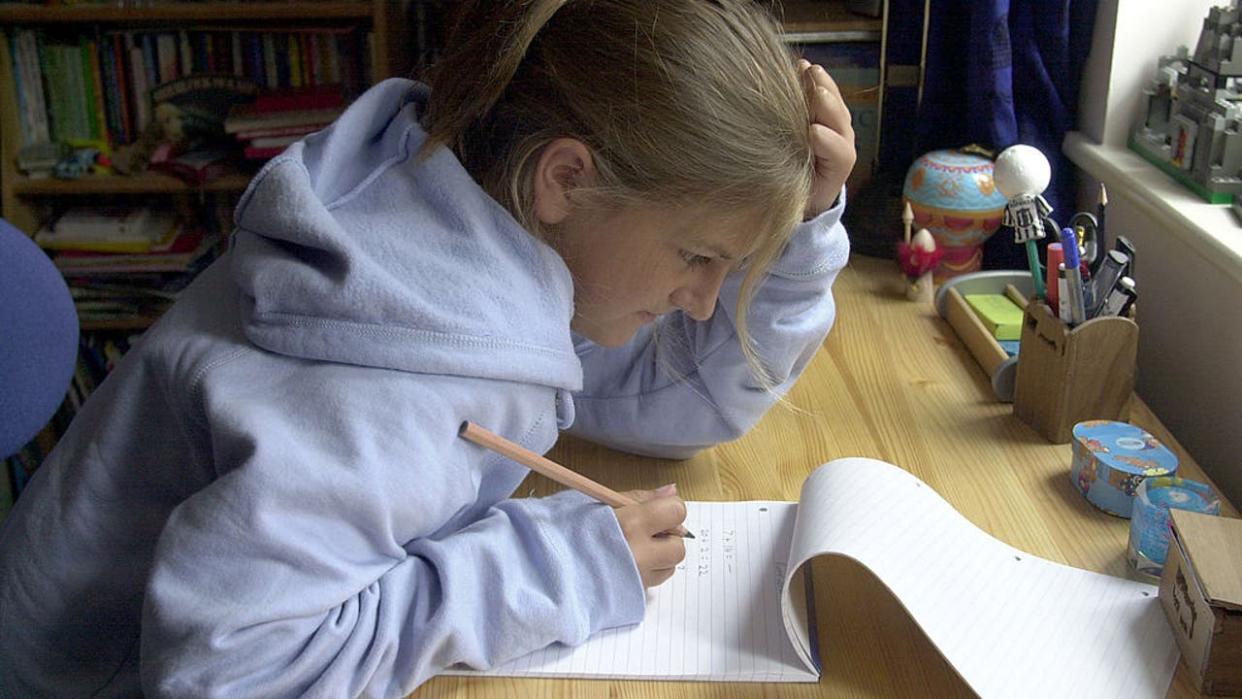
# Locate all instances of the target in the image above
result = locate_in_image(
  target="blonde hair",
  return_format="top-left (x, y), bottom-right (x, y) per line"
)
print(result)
top-left (422, 0), bottom-right (813, 387)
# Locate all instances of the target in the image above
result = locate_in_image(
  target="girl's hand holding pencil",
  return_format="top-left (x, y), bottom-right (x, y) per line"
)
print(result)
top-left (614, 485), bottom-right (689, 588)
top-left (458, 421), bottom-right (690, 588)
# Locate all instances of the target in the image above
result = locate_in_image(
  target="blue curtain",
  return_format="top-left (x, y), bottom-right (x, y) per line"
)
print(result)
top-left (915, 0), bottom-right (1098, 269)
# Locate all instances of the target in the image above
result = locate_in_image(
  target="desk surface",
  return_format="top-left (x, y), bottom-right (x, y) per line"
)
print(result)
top-left (414, 255), bottom-right (1238, 698)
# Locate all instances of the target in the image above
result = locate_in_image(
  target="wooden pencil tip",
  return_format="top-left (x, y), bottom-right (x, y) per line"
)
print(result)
top-left (683, 530), bottom-right (696, 540)
top-left (458, 420), bottom-right (470, 436)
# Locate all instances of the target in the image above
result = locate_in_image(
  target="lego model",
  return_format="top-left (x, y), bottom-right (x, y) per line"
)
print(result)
top-left (1131, 1), bottom-right (1242, 205)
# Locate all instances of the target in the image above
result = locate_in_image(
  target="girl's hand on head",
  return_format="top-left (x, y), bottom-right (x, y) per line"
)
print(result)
top-left (615, 485), bottom-right (688, 588)
top-left (799, 59), bottom-right (857, 220)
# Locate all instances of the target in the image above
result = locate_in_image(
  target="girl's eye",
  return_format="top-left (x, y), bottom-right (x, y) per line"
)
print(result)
top-left (679, 250), bottom-right (713, 268)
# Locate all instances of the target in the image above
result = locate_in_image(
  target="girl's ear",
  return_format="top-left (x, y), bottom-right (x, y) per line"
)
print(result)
top-left (532, 138), bottom-right (596, 226)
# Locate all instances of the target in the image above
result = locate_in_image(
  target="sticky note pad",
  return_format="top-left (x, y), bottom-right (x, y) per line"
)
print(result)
top-left (964, 294), bottom-right (1024, 341)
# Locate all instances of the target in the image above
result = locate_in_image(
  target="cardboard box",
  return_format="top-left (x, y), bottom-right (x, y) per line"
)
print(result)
top-left (1158, 509), bottom-right (1242, 696)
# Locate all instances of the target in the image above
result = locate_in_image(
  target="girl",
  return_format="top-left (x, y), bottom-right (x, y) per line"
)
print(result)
top-left (0, 0), bottom-right (854, 696)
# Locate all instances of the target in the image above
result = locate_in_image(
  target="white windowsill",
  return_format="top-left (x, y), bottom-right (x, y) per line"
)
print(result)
top-left (1062, 130), bottom-right (1242, 285)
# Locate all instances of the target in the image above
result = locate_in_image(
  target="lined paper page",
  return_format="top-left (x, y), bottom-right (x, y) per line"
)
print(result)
top-left (447, 501), bottom-right (818, 682)
top-left (781, 457), bottom-right (1180, 699)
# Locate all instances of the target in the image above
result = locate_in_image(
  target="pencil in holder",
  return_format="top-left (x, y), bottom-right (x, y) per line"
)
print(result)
top-left (1012, 301), bottom-right (1138, 444)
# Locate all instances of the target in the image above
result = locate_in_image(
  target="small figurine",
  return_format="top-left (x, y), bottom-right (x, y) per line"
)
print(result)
top-left (994, 144), bottom-right (1052, 299)
top-left (897, 227), bottom-right (941, 303)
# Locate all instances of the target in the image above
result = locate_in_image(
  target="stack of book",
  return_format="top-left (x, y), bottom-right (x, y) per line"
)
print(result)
top-left (35, 206), bottom-right (219, 323)
top-left (224, 85), bottom-right (344, 160)
top-left (4, 26), bottom-right (368, 151)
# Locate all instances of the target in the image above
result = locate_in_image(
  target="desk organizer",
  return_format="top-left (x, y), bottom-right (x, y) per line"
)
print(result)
top-left (1012, 301), bottom-right (1138, 443)
top-left (934, 270), bottom-right (1035, 402)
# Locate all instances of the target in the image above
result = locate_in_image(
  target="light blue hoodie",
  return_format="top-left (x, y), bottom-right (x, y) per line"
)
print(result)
top-left (0, 79), bottom-right (848, 698)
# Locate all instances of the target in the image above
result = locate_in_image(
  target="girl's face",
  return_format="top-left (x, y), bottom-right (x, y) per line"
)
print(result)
top-left (551, 204), bottom-right (753, 347)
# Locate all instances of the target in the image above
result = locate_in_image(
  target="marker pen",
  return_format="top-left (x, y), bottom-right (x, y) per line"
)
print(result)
top-left (1045, 242), bottom-right (1063, 312)
top-left (1092, 249), bottom-right (1130, 316)
top-left (1058, 263), bottom-right (1071, 324)
top-left (1060, 228), bottom-right (1087, 326)
top-left (1114, 235), bottom-right (1136, 279)
top-left (1101, 276), bottom-right (1137, 317)
top-left (1080, 259), bottom-right (1096, 314)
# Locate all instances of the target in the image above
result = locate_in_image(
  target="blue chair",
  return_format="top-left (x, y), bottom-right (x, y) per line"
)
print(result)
top-left (0, 217), bottom-right (78, 459)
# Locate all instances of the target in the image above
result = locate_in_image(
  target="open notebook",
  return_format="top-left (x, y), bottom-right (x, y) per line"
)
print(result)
top-left (447, 457), bottom-right (1180, 697)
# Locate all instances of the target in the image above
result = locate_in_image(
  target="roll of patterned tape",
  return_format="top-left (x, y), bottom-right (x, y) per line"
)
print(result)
top-left (1127, 477), bottom-right (1221, 581)
top-left (1069, 420), bottom-right (1179, 518)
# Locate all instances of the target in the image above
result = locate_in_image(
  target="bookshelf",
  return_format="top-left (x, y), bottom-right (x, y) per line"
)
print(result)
top-left (0, 2), bottom-right (414, 500)
top-left (0, 0), bottom-right (409, 235)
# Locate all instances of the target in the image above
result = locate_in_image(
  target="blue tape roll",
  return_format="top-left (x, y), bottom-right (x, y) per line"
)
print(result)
top-left (1127, 477), bottom-right (1221, 580)
top-left (1069, 420), bottom-right (1178, 518)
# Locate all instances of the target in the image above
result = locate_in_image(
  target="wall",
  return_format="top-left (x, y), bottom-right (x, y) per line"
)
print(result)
top-left (1078, 0), bottom-right (1220, 148)
top-left (1070, 0), bottom-right (1241, 505)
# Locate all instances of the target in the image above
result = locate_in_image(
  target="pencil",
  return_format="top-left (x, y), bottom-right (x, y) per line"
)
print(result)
top-left (458, 420), bottom-right (694, 539)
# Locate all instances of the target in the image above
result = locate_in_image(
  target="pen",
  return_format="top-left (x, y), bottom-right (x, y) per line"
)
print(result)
top-left (1060, 227), bottom-right (1086, 326)
top-left (1091, 249), bottom-right (1130, 317)
top-left (1093, 183), bottom-right (1108, 274)
top-left (1057, 263), bottom-right (1071, 324)
top-left (1045, 242), bottom-right (1063, 312)
top-left (458, 420), bottom-right (695, 539)
top-left (1076, 236), bottom-right (1096, 313)
top-left (1100, 276), bottom-right (1137, 317)
top-left (1114, 235), bottom-right (1136, 279)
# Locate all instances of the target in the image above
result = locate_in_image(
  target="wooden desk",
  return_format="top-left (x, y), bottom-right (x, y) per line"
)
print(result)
top-left (415, 255), bottom-right (1238, 698)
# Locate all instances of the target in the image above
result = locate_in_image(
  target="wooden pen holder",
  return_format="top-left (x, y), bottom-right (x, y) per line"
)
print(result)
top-left (1012, 302), bottom-right (1138, 443)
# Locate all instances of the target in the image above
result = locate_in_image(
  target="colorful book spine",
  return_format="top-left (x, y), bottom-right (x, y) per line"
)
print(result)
top-left (111, 33), bottom-right (132, 144)
top-left (83, 38), bottom-right (107, 142)
top-left (262, 33), bottom-right (277, 87)
top-left (177, 29), bottom-right (193, 77)
top-left (4, 32), bottom-right (32, 147)
top-left (231, 32), bottom-right (244, 78)
top-left (156, 32), bottom-right (177, 85)
top-left (141, 33), bottom-right (159, 98)
top-left (97, 36), bottom-right (123, 145)
top-left (128, 33), bottom-right (151, 134)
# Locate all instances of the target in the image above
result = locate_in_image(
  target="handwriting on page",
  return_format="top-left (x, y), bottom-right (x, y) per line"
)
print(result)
top-left (697, 528), bottom-right (710, 576)
top-left (448, 501), bottom-right (816, 682)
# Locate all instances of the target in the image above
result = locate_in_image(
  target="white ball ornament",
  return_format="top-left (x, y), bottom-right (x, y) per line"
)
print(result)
top-left (993, 145), bottom-right (1051, 199)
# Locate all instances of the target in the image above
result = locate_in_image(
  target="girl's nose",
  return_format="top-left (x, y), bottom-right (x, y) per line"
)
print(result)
top-left (671, 266), bottom-right (729, 321)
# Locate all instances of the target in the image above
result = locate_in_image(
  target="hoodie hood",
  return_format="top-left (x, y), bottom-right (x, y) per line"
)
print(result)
top-left (229, 79), bottom-right (582, 392)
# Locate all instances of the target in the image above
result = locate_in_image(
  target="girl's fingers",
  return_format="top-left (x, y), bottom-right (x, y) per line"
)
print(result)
top-left (802, 63), bottom-right (843, 100)
top-left (646, 535), bottom-right (687, 570)
top-left (642, 496), bottom-right (688, 537)
top-left (810, 85), bottom-right (852, 135)
top-left (811, 122), bottom-right (855, 164)
top-left (620, 488), bottom-right (656, 504)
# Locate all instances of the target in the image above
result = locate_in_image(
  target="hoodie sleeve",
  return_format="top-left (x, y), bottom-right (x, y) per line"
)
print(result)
top-left (568, 197), bottom-right (850, 459)
top-left (139, 377), bottom-right (645, 699)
